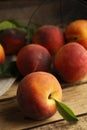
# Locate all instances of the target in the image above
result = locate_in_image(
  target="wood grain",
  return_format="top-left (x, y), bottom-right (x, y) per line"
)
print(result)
top-left (32, 114), bottom-right (87, 130)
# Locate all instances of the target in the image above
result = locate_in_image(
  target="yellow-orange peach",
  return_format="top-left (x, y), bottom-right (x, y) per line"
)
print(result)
top-left (53, 42), bottom-right (87, 83)
top-left (32, 25), bottom-right (64, 55)
top-left (17, 71), bottom-right (62, 120)
top-left (0, 44), bottom-right (5, 64)
top-left (65, 19), bottom-right (87, 49)
top-left (16, 44), bottom-right (51, 76)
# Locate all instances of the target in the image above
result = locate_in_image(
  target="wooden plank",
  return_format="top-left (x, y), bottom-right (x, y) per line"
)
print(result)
top-left (32, 114), bottom-right (87, 130)
top-left (0, 83), bottom-right (87, 130)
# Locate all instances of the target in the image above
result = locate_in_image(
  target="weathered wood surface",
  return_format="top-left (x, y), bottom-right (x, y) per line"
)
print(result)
top-left (0, 81), bottom-right (87, 130)
top-left (32, 114), bottom-right (87, 130)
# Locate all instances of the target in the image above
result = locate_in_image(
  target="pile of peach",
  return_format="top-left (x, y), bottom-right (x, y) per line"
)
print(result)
top-left (0, 19), bottom-right (87, 121)
top-left (16, 19), bottom-right (87, 83)
top-left (1, 19), bottom-right (87, 83)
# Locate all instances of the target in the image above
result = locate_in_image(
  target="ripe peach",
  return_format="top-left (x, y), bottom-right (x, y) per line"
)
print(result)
top-left (65, 19), bottom-right (87, 49)
top-left (16, 44), bottom-right (51, 76)
top-left (32, 25), bottom-right (64, 55)
top-left (0, 44), bottom-right (5, 64)
top-left (17, 71), bottom-right (62, 120)
top-left (0, 28), bottom-right (26, 55)
top-left (53, 42), bottom-right (87, 83)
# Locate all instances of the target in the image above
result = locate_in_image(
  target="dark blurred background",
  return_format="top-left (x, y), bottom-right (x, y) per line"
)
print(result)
top-left (0, 0), bottom-right (87, 25)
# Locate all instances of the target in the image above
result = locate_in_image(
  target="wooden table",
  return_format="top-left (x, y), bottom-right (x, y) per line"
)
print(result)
top-left (0, 78), bottom-right (87, 130)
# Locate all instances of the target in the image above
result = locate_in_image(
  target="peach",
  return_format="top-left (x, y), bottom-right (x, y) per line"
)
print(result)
top-left (32, 25), bottom-right (64, 55)
top-left (16, 44), bottom-right (51, 76)
top-left (0, 44), bottom-right (5, 64)
top-left (0, 28), bottom-right (26, 55)
top-left (53, 42), bottom-right (87, 83)
top-left (65, 19), bottom-right (87, 49)
top-left (17, 71), bottom-right (62, 120)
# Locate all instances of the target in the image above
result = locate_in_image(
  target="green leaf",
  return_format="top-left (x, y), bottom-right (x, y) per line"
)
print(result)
top-left (0, 20), bottom-right (17, 30)
top-left (0, 20), bottom-right (27, 33)
top-left (9, 20), bottom-right (27, 32)
top-left (54, 99), bottom-right (78, 122)
top-left (9, 20), bottom-right (27, 28)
